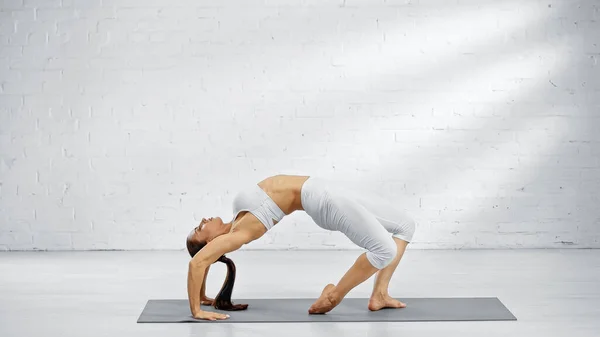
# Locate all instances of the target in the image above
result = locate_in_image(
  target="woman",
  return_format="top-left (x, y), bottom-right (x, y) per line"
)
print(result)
top-left (186, 174), bottom-right (416, 321)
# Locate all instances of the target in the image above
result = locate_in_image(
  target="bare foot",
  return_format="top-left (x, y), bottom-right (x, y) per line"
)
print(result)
top-left (368, 293), bottom-right (407, 311)
top-left (308, 284), bottom-right (339, 314)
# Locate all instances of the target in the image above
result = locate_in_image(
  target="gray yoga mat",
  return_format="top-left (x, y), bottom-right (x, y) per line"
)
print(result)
top-left (137, 297), bottom-right (516, 323)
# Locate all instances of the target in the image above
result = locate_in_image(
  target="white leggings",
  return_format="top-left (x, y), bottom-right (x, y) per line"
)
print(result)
top-left (300, 176), bottom-right (416, 269)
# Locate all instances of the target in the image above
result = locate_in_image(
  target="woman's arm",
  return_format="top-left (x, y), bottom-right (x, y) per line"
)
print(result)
top-left (187, 230), bottom-right (254, 320)
top-left (200, 265), bottom-right (213, 305)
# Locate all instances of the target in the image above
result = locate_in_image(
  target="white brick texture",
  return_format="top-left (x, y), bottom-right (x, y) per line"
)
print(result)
top-left (1, 0), bottom-right (599, 250)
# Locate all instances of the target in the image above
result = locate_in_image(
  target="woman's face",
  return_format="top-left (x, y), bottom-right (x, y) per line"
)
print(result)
top-left (190, 217), bottom-right (224, 242)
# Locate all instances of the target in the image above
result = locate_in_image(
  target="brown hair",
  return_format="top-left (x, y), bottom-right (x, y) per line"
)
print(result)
top-left (186, 236), bottom-right (248, 311)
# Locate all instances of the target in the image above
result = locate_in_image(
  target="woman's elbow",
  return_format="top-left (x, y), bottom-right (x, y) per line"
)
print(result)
top-left (189, 256), bottom-right (210, 270)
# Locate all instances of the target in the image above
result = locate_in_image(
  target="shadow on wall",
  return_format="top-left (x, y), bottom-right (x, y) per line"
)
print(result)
top-left (90, 1), bottom-right (524, 240)
top-left (367, 2), bottom-right (599, 248)
top-left (192, 0), bottom-right (595, 248)
top-left (170, 0), bottom-right (587, 247)
top-left (5, 0), bottom-right (596, 249)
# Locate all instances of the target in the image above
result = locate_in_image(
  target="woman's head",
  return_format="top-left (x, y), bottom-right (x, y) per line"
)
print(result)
top-left (186, 217), bottom-right (228, 258)
top-left (186, 230), bottom-right (207, 258)
top-left (185, 216), bottom-right (245, 311)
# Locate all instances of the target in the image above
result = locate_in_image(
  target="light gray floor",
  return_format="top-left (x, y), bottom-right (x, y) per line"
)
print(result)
top-left (0, 249), bottom-right (598, 337)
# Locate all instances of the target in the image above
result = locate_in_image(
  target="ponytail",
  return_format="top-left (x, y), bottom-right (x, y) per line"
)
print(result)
top-left (213, 255), bottom-right (248, 311)
top-left (186, 236), bottom-right (248, 311)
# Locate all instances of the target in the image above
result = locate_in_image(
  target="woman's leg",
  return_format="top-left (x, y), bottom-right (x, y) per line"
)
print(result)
top-left (308, 251), bottom-right (379, 314)
top-left (351, 194), bottom-right (416, 309)
top-left (309, 238), bottom-right (411, 313)
top-left (342, 192), bottom-right (416, 309)
top-left (369, 237), bottom-right (409, 310)
top-left (350, 191), bottom-right (417, 242)
top-left (328, 187), bottom-right (417, 311)
top-left (308, 196), bottom-right (399, 314)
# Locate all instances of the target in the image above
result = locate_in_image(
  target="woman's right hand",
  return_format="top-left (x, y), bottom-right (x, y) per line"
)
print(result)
top-left (193, 310), bottom-right (230, 321)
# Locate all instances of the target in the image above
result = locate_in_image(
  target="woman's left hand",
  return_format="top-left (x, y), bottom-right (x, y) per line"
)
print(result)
top-left (201, 296), bottom-right (215, 306)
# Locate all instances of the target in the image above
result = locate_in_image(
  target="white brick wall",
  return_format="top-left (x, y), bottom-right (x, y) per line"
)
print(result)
top-left (1, 0), bottom-right (599, 251)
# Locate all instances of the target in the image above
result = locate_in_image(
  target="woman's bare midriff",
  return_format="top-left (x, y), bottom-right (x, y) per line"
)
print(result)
top-left (257, 174), bottom-right (310, 214)
top-left (231, 175), bottom-right (310, 235)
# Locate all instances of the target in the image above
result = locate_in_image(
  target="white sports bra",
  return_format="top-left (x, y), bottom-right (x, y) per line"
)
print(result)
top-left (231, 184), bottom-right (285, 231)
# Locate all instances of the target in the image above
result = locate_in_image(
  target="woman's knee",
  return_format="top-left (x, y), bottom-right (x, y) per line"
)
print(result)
top-left (365, 238), bottom-right (397, 269)
top-left (393, 218), bottom-right (416, 242)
